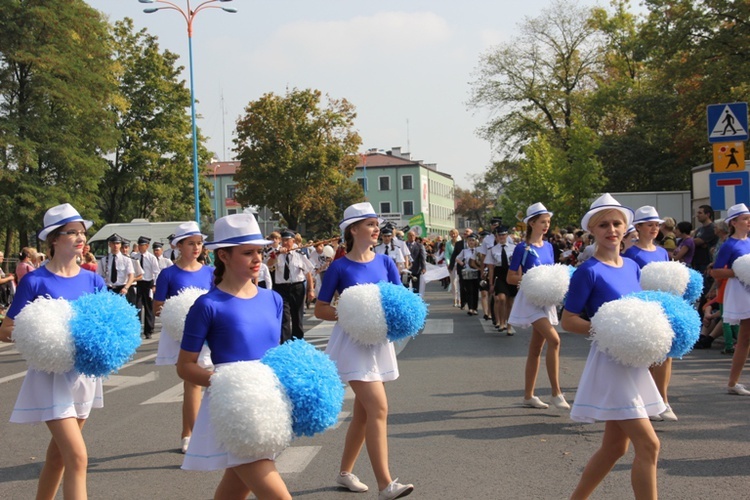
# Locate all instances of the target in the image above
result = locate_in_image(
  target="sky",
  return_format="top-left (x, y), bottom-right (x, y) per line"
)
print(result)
top-left (84, 0), bottom-right (610, 188)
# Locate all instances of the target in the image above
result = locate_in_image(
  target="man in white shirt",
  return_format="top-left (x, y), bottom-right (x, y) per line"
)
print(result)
top-left (133, 236), bottom-right (161, 339)
top-left (98, 233), bottom-right (135, 297)
top-left (374, 227), bottom-right (406, 271)
top-left (152, 242), bottom-right (173, 270)
top-left (484, 226), bottom-right (518, 335)
top-left (273, 230), bottom-right (316, 343)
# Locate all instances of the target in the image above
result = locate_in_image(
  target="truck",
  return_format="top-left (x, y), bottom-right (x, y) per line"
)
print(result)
top-left (88, 219), bottom-right (192, 257)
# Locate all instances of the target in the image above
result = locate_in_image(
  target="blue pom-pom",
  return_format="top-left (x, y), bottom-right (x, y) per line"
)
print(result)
top-left (628, 290), bottom-right (701, 359)
top-left (683, 268), bottom-right (704, 304)
top-left (69, 291), bottom-right (142, 377)
top-left (377, 282), bottom-right (428, 342)
top-left (261, 339), bottom-right (344, 437)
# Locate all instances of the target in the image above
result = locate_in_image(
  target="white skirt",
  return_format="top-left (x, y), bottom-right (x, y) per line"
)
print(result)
top-left (508, 288), bottom-right (558, 328)
top-left (156, 330), bottom-right (213, 368)
top-left (11, 368), bottom-right (103, 423)
top-left (722, 278), bottom-right (750, 325)
top-left (182, 388), bottom-right (277, 471)
top-left (570, 343), bottom-right (666, 423)
top-left (325, 323), bottom-right (399, 383)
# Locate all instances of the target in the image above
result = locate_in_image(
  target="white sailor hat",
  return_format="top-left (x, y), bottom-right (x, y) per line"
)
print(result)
top-left (171, 221), bottom-right (206, 245)
top-left (581, 193), bottom-right (634, 230)
top-left (205, 213), bottom-right (272, 250)
top-left (339, 202), bottom-right (383, 232)
top-left (725, 203), bottom-right (750, 222)
top-left (38, 203), bottom-right (93, 241)
top-left (523, 202), bottom-right (553, 224)
top-left (632, 206), bottom-right (664, 225)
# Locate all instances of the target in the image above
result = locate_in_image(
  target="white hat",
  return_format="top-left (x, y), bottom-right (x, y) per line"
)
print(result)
top-left (625, 225), bottom-right (637, 236)
top-left (38, 203), bottom-right (93, 241)
top-left (205, 213), bottom-right (272, 250)
top-left (339, 202), bottom-right (383, 232)
top-left (632, 206), bottom-right (664, 225)
top-left (581, 193), bottom-right (634, 230)
top-left (171, 221), bottom-right (206, 245)
top-left (725, 203), bottom-right (750, 222)
top-left (523, 202), bottom-right (553, 223)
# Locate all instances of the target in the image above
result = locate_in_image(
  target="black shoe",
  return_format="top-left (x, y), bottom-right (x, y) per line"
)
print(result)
top-left (722, 347), bottom-right (735, 355)
top-left (483, 315), bottom-right (491, 321)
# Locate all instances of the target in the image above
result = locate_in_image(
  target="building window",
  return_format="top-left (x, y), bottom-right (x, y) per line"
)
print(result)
top-left (227, 208), bottom-right (238, 215)
top-left (226, 184), bottom-right (237, 199)
top-left (380, 202), bottom-right (391, 213)
top-left (357, 178), bottom-right (367, 191)
top-left (403, 201), bottom-right (414, 216)
top-left (402, 175), bottom-right (413, 190)
top-left (379, 176), bottom-right (390, 191)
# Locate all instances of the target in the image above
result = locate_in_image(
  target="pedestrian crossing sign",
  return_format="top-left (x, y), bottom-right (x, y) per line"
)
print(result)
top-left (708, 102), bottom-right (748, 143)
top-left (713, 142), bottom-right (745, 172)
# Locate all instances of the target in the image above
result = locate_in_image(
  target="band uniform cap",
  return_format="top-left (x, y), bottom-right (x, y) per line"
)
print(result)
top-left (205, 213), bottom-right (273, 250)
top-left (495, 225), bottom-right (509, 235)
top-left (381, 228), bottom-right (393, 236)
top-left (121, 239), bottom-right (131, 247)
top-left (725, 203), bottom-right (750, 222)
top-left (479, 230), bottom-right (490, 237)
top-left (171, 221), bottom-right (206, 245)
top-left (280, 230), bottom-right (295, 239)
top-left (581, 193), bottom-right (634, 230)
top-left (152, 242), bottom-right (164, 249)
top-left (167, 233), bottom-right (176, 243)
top-left (632, 206), bottom-right (664, 225)
top-left (107, 233), bottom-right (124, 244)
top-left (38, 203), bottom-right (93, 241)
top-left (339, 202), bottom-right (384, 232)
top-left (137, 236), bottom-right (151, 245)
top-left (523, 202), bottom-right (554, 224)
top-left (490, 217), bottom-right (503, 225)
top-left (467, 233), bottom-right (479, 240)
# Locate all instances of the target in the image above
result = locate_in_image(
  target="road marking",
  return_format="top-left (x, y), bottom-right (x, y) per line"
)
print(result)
top-left (140, 381), bottom-right (185, 405)
top-left (276, 446), bottom-right (322, 474)
top-left (120, 353), bottom-right (158, 369)
top-left (480, 320), bottom-right (498, 334)
top-left (307, 320), bottom-right (335, 337)
top-left (421, 319), bottom-right (454, 334)
top-left (103, 371), bottom-right (159, 394)
top-left (331, 411), bottom-right (351, 430)
top-left (0, 370), bottom-right (26, 385)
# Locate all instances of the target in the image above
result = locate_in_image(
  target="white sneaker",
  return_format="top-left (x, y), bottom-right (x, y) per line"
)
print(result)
top-left (523, 396), bottom-right (549, 409)
top-left (649, 413), bottom-right (664, 422)
top-left (551, 394), bottom-right (570, 410)
top-left (336, 472), bottom-right (368, 492)
top-left (728, 383), bottom-right (750, 395)
top-left (660, 405), bottom-right (678, 421)
top-left (180, 436), bottom-right (190, 454)
top-left (378, 479), bottom-right (414, 500)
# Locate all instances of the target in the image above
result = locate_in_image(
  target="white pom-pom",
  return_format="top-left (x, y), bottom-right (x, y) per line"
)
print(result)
top-left (640, 261), bottom-right (689, 296)
top-left (590, 297), bottom-right (674, 367)
top-left (160, 287), bottom-right (208, 342)
top-left (209, 361), bottom-right (293, 458)
top-left (322, 245), bottom-right (335, 260)
top-left (519, 264), bottom-right (571, 307)
top-left (13, 297), bottom-right (76, 373)
top-left (337, 284), bottom-right (388, 345)
top-left (733, 254), bottom-right (750, 287)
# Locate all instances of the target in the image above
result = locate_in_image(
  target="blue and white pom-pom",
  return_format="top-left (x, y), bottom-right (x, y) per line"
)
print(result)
top-left (337, 281), bottom-right (428, 345)
top-left (262, 339), bottom-right (344, 437)
top-left (640, 261), bottom-right (690, 297)
top-left (209, 361), bottom-right (293, 458)
top-left (520, 264), bottom-right (573, 307)
top-left (590, 296), bottom-right (674, 367)
top-left (683, 268), bottom-right (704, 304)
top-left (70, 291), bottom-right (142, 377)
top-left (12, 292), bottom-right (141, 376)
top-left (629, 290), bottom-right (701, 359)
top-left (732, 254), bottom-right (750, 287)
top-left (12, 296), bottom-right (76, 373)
top-left (160, 287), bottom-right (208, 342)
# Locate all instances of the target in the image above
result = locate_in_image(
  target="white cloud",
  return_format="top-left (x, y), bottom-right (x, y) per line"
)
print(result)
top-left (250, 11), bottom-right (452, 71)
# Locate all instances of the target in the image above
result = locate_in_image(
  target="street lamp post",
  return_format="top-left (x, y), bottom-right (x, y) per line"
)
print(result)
top-left (138, 0), bottom-right (237, 224)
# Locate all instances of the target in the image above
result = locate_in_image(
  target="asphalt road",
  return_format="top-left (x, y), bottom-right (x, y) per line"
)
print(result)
top-left (1, 284), bottom-right (749, 499)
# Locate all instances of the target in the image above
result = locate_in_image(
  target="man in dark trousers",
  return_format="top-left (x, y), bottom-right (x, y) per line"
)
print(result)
top-left (448, 228), bottom-right (473, 309)
top-left (406, 231), bottom-right (427, 294)
top-left (272, 230), bottom-right (315, 343)
top-left (133, 236), bottom-right (161, 339)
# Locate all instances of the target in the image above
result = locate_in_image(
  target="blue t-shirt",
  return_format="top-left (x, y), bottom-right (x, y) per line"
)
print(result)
top-left (7, 266), bottom-right (106, 320)
top-left (622, 245), bottom-right (669, 269)
top-left (154, 264), bottom-right (214, 301)
top-left (509, 241), bottom-right (554, 272)
top-left (181, 287), bottom-right (283, 364)
top-left (565, 257), bottom-right (641, 319)
top-left (713, 237), bottom-right (750, 270)
top-left (318, 254), bottom-right (401, 303)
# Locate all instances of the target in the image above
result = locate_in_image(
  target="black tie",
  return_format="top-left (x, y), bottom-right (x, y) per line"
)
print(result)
top-left (385, 246), bottom-right (390, 256)
top-left (140, 254), bottom-right (144, 268)
top-left (284, 254), bottom-right (291, 281)
top-left (110, 255), bottom-right (117, 284)
top-left (501, 245), bottom-right (508, 268)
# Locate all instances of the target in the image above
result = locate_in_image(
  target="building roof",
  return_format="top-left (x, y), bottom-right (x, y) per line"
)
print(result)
top-left (206, 161), bottom-right (240, 176)
top-left (357, 148), bottom-right (453, 181)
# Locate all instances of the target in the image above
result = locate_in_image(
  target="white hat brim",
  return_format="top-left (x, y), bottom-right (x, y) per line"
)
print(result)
top-left (172, 233), bottom-right (208, 245)
top-left (38, 219), bottom-right (93, 242)
top-left (339, 216), bottom-right (384, 233)
top-left (205, 238), bottom-right (273, 250)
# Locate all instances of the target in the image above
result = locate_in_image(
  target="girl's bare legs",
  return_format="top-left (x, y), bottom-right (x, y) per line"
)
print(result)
top-left (728, 319), bottom-right (750, 387)
top-left (38, 418), bottom-right (87, 500)
top-left (227, 459), bottom-right (290, 500)
top-left (524, 318), bottom-right (562, 399)
top-left (494, 293), bottom-right (506, 327)
top-left (182, 381), bottom-right (202, 439)
top-left (649, 358), bottom-right (672, 404)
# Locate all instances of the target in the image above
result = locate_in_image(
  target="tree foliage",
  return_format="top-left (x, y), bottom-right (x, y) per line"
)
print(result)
top-left (453, 184), bottom-right (496, 230)
top-left (233, 88), bottom-right (362, 232)
top-left (99, 18), bottom-right (212, 224)
top-left (0, 0), bottom-right (117, 250)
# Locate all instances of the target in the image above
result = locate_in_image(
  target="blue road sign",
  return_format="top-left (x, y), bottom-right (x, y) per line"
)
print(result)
top-left (708, 103), bottom-right (748, 143)
top-left (709, 171), bottom-right (750, 210)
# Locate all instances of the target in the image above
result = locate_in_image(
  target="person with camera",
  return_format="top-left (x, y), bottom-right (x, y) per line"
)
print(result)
top-left (456, 233), bottom-right (481, 316)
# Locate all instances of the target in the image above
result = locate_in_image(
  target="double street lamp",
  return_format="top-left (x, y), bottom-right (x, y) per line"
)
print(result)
top-left (138, 0), bottom-right (237, 224)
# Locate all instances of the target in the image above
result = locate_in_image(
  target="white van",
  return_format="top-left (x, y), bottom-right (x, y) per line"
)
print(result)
top-left (88, 219), bottom-right (192, 257)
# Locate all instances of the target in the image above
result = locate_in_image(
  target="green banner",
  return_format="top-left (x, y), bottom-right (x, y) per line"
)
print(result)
top-left (408, 212), bottom-right (427, 237)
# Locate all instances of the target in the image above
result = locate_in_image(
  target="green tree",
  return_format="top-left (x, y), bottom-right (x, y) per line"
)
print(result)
top-left (99, 18), bottom-right (211, 224)
top-left (233, 88), bottom-right (362, 232)
top-left (453, 184), bottom-right (496, 230)
top-left (0, 0), bottom-right (117, 252)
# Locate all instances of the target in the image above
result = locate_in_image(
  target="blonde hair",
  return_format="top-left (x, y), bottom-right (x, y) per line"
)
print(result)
top-left (662, 217), bottom-right (676, 231)
top-left (587, 208), bottom-right (627, 232)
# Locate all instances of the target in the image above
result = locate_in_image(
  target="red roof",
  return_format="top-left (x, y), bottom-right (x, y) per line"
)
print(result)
top-left (206, 161), bottom-right (240, 176)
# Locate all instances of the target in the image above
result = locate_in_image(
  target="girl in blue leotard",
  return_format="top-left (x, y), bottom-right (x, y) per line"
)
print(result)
top-left (562, 194), bottom-right (663, 500)
top-left (0, 203), bottom-right (106, 499)
top-left (177, 213), bottom-right (290, 500)
top-left (153, 220), bottom-right (214, 453)
top-left (315, 202), bottom-right (414, 500)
